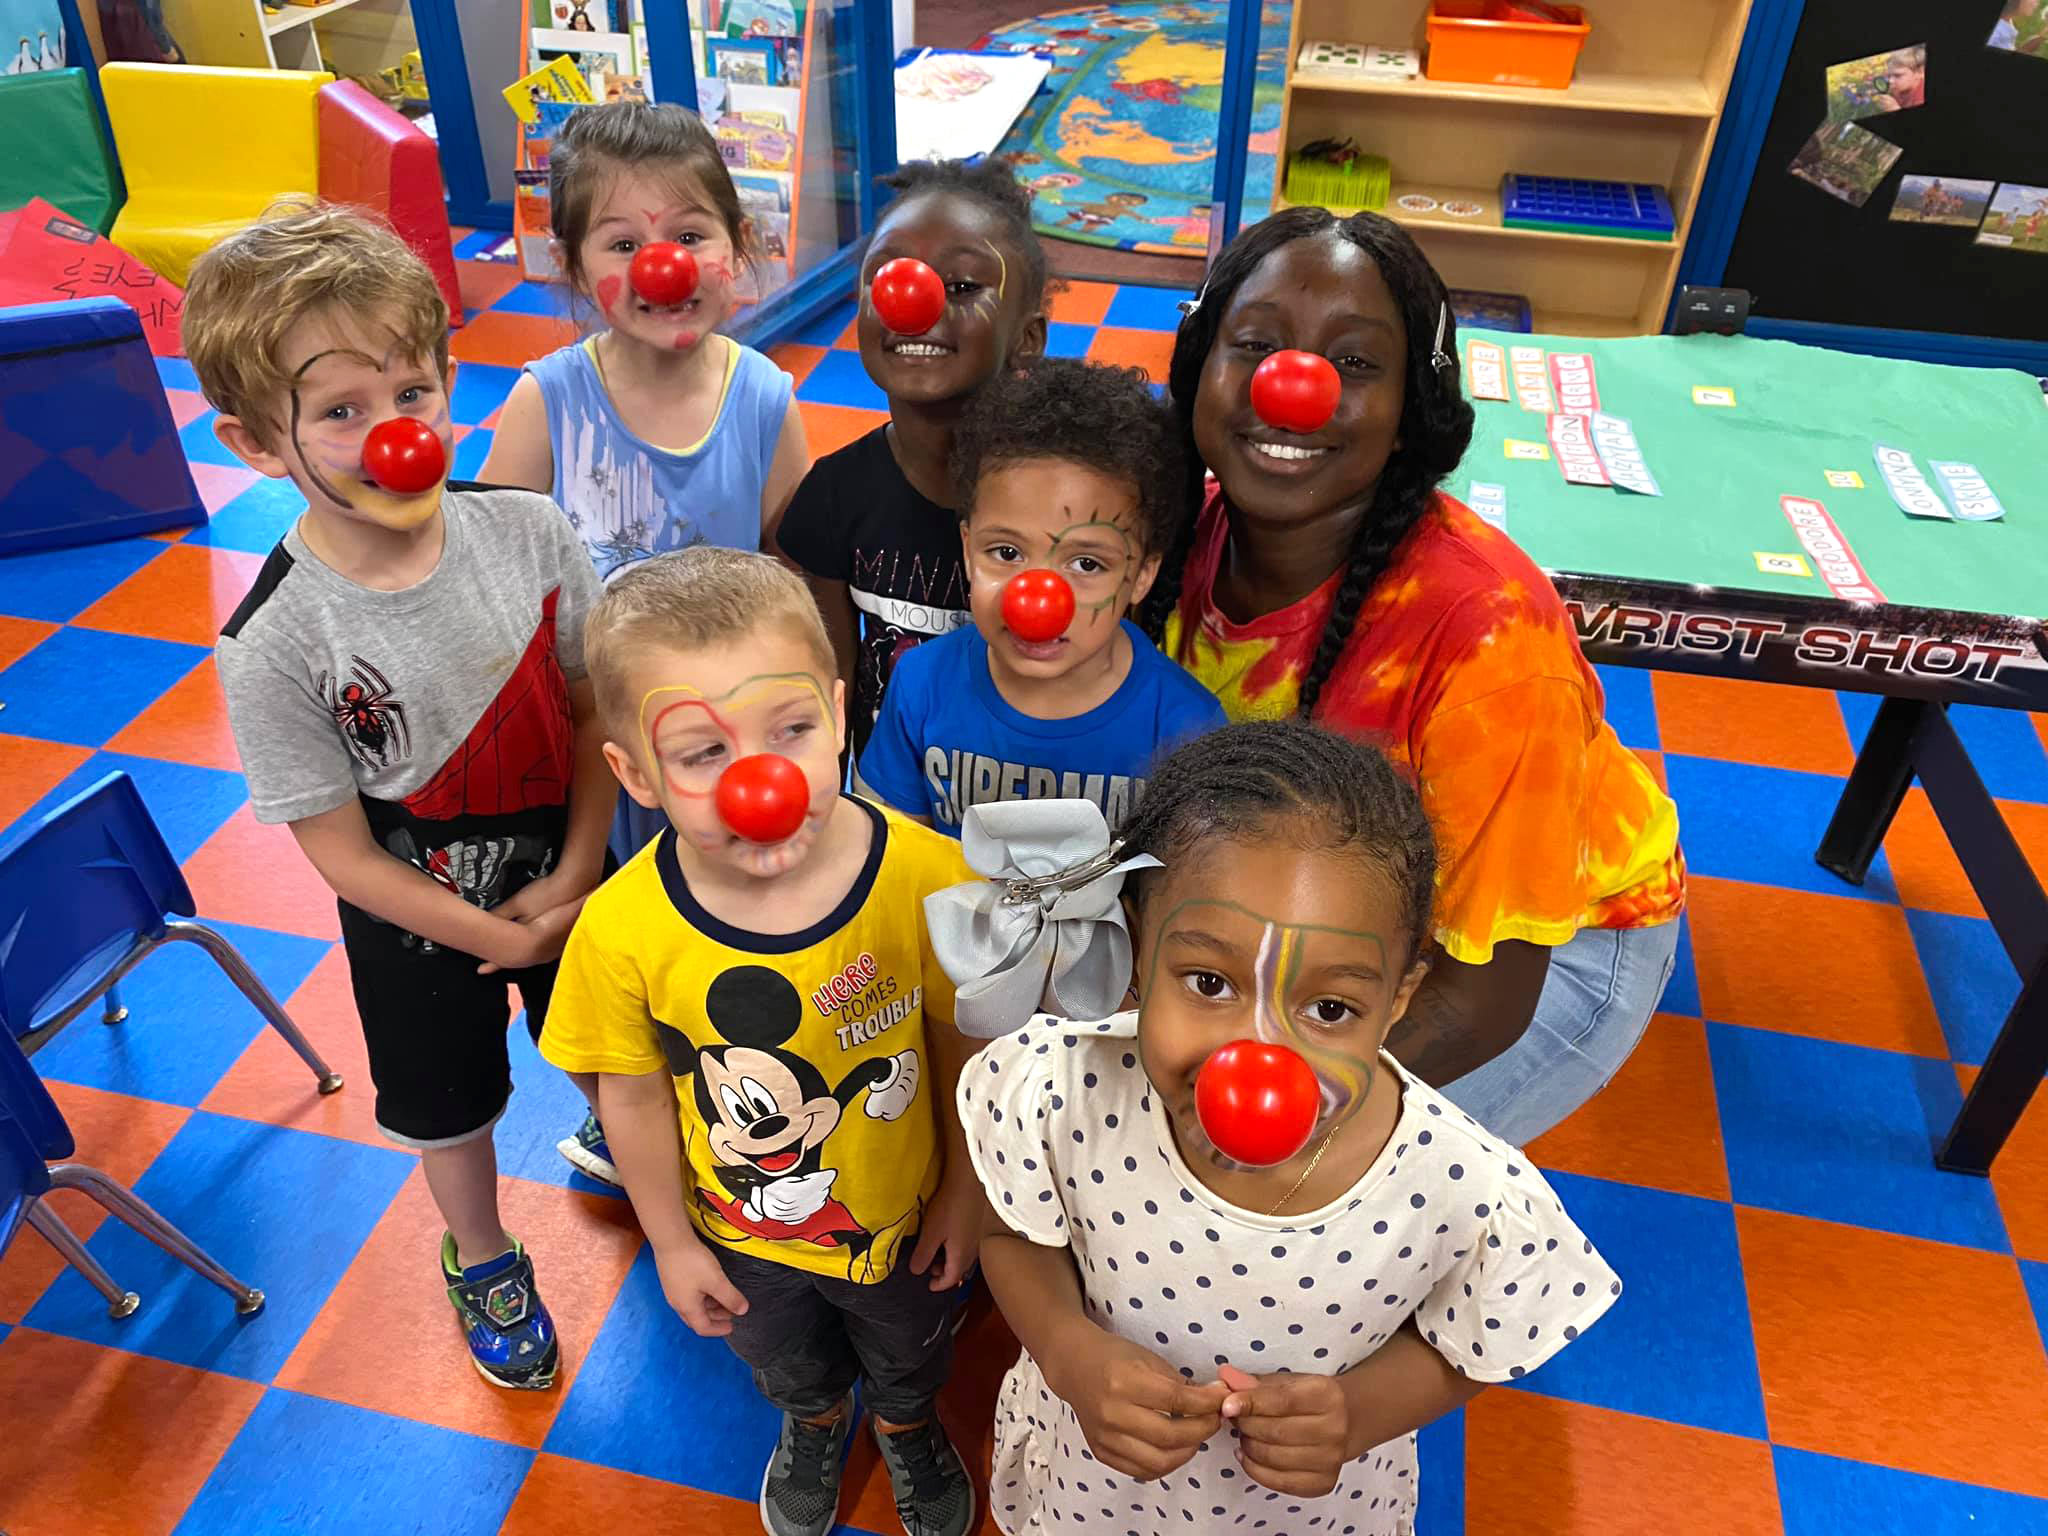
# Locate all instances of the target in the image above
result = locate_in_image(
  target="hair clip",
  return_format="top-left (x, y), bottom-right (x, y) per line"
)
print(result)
top-left (1430, 300), bottom-right (1454, 374)
top-left (924, 801), bottom-right (1163, 1038)
top-left (1176, 294), bottom-right (1203, 319)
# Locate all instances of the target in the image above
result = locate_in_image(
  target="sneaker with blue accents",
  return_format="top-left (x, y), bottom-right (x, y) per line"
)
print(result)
top-left (872, 1415), bottom-right (974, 1536)
top-left (557, 1110), bottom-right (621, 1186)
top-left (440, 1233), bottom-right (558, 1390)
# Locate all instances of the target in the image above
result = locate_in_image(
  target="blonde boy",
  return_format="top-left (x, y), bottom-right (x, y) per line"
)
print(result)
top-left (542, 548), bottom-right (980, 1536)
top-left (192, 202), bottom-right (610, 1388)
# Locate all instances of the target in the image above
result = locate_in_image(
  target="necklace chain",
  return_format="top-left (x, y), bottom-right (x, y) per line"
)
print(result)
top-left (1267, 1119), bottom-right (1343, 1216)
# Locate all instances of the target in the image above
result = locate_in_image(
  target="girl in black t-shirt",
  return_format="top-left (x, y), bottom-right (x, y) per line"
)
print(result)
top-left (777, 159), bottom-right (1050, 757)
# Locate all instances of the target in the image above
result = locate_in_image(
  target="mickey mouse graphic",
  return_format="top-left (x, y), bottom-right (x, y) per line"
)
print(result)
top-left (655, 965), bottom-right (921, 1277)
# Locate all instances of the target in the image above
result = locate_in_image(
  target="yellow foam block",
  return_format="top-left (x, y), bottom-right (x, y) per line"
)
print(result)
top-left (102, 63), bottom-right (333, 286)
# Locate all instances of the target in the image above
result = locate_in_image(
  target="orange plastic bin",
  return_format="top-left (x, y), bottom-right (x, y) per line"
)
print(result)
top-left (1425, 1), bottom-right (1592, 90)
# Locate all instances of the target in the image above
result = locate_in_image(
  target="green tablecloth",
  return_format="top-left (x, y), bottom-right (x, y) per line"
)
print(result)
top-left (1458, 331), bottom-right (2048, 620)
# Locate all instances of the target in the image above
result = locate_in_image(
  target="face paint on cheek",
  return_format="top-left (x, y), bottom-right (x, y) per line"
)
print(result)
top-left (288, 388), bottom-right (358, 511)
top-left (984, 239), bottom-right (1009, 302)
top-left (596, 273), bottom-right (625, 318)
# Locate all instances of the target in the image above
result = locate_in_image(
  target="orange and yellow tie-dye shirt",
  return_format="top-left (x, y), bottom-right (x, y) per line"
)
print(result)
top-left (1165, 486), bottom-right (1683, 965)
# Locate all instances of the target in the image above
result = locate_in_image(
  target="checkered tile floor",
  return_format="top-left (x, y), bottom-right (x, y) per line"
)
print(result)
top-left (3, 248), bottom-right (2048, 1536)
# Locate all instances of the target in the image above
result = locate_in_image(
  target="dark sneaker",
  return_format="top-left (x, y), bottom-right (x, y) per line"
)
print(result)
top-left (557, 1110), bottom-right (621, 1186)
top-left (440, 1233), bottom-right (558, 1390)
top-left (760, 1400), bottom-right (853, 1536)
top-left (872, 1416), bottom-right (975, 1536)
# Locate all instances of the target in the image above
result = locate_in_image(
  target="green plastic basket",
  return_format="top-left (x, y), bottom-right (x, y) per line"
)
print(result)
top-left (1284, 149), bottom-right (1392, 211)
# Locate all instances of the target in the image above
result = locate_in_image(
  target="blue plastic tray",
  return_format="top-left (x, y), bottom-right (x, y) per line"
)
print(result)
top-left (1500, 175), bottom-right (1676, 240)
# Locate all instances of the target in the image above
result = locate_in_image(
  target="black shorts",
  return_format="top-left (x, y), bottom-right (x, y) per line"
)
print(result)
top-left (338, 898), bottom-right (560, 1147)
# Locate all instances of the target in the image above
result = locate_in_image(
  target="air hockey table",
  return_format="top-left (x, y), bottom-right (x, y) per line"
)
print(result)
top-left (1459, 328), bottom-right (2047, 1174)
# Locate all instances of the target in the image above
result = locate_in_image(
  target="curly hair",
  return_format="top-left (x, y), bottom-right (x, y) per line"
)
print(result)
top-left (949, 357), bottom-right (1183, 556)
top-left (1117, 720), bottom-right (1438, 967)
top-left (1138, 208), bottom-right (1477, 717)
top-left (879, 157), bottom-right (1049, 315)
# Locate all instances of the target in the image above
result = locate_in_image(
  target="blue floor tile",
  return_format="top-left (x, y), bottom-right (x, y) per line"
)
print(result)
top-left (2024, 1259), bottom-right (2048, 1357)
top-left (155, 355), bottom-right (200, 392)
top-left (179, 415), bottom-right (248, 468)
top-left (1661, 754), bottom-right (1898, 903)
top-left (1595, 663), bottom-right (1658, 751)
top-left (448, 361), bottom-right (522, 426)
top-left (1907, 909), bottom-right (2024, 1067)
top-left (795, 348), bottom-right (889, 412)
top-left (1774, 1446), bottom-right (2048, 1535)
top-left (0, 750), bottom-right (248, 864)
top-left (488, 280), bottom-right (570, 318)
top-left (1102, 283), bottom-right (1198, 332)
top-left (0, 628), bottom-right (207, 746)
top-left (545, 1242), bottom-right (779, 1496)
top-left (1708, 1022), bottom-right (2008, 1251)
top-left (1416, 1407), bottom-right (1465, 1536)
top-left (1658, 914), bottom-right (1701, 1017)
top-left (453, 429), bottom-right (496, 481)
top-left (494, 1022), bottom-right (624, 1198)
top-left (31, 918), bottom-right (330, 1105)
top-left (26, 1113), bottom-right (412, 1380)
top-left (1043, 320), bottom-right (1098, 358)
top-left (791, 296), bottom-right (858, 348)
top-left (1508, 1170), bottom-right (1765, 1438)
top-left (0, 538), bottom-right (165, 623)
top-left (453, 229), bottom-right (512, 260)
top-left (176, 1389), bottom-right (532, 1535)
top-left (187, 476), bottom-right (304, 555)
top-left (1836, 695), bottom-right (2046, 804)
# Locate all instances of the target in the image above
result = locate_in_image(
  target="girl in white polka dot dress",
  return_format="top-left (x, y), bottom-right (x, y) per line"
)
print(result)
top-left (956, 721), bottom-right (1619, 1535)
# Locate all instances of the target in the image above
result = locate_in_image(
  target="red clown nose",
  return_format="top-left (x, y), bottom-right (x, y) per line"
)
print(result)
top-left (630, 242), bottom-right (700, 307)
top-left (870, 257), bottom-right (947, 336)
top-left (361, 418), bottom-right (446, 495)
top-left (1195, 1040), bottom-right (1320, 1167)
top-left (714, 753), bottom-right (810, 844)
top-left (1000, 570), bottom-right (1075, 643)
top-left (1248, 350), bottom-right (1342, 435)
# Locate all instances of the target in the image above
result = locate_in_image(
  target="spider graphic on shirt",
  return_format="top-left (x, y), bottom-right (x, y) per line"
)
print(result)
top-left (319, 656), bottom-right (411, 768)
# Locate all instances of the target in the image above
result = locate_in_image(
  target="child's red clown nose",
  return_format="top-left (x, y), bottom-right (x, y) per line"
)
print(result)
top-left (1195, 1040), bottom-right (1320, 1167)
top-left (361, 418), bottom-right (446, 494)
top-left (1249, 350), bottom-right (1341, 434)
top-left (1001, 570), bottom-right (1075, 643)
top-left (630, 242), bottom-right (699, 307)
top-left (715, 753), bottom-right (810, 844)
top-left (870, 257), bottom-right (946, 336)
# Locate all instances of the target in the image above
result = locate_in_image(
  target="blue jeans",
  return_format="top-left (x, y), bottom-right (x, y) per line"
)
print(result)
top-left (1438, 920), bottom-right (1681, 1146)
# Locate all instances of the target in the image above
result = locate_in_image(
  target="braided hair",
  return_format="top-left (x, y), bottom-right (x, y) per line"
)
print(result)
top-left (877, 158), bottom-right (1049, 316)
top-left (1117, 720), bottom-right (1438, 967)
top-left (1139, 208), bottom-right (1476, 717)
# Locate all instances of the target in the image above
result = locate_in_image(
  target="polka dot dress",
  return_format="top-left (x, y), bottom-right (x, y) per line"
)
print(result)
top-left (959, 1012), bottom-right (1620, 1536)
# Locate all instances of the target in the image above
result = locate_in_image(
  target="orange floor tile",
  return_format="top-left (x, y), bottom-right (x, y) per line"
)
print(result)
top-left (102, 655), bottom-right (241, 771)
top-left (1653, 674), bottom-right (1857, 777)
top-left (72, 545), bottom-right (268, 649)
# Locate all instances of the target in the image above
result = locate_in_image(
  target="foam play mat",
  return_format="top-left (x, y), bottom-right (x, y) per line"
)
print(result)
top-left (976, 1), bottom-right (1289, 255)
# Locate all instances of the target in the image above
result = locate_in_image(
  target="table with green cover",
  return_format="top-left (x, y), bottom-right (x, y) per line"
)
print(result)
top-left (1454, 330), bottom-right (2048, 1174)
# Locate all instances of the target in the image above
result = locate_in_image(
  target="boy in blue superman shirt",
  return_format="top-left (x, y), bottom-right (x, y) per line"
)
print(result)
top-left (858, 358), bottom-right (1224, 832)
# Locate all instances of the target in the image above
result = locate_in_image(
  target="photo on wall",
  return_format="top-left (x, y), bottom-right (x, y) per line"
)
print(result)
top-left (1987, 0), bottom-right (2048, 58)
top-left (1824, 43), bottom-right (1926, 120)
top-left (1888, 175), bottom-right (1996, 226)
top-left (1975, 183), bottom-right (2048, 252)
top-left (1787, 119), bottom-right (1904, 207)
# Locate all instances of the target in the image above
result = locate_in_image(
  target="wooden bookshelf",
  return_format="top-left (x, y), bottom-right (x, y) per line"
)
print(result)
top-left (160, 0), bottom-right (416, 74)
top-left (1275, 1), bottom-right (1752, 336)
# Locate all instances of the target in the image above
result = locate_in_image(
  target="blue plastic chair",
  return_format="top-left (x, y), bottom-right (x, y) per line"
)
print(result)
top-left (0, 1028), bottom-right (262, 1318)
top-left (0, 772), bottom-right (341, 1097)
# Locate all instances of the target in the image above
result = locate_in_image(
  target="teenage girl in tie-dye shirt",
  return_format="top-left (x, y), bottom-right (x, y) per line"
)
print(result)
top-left (1141, 207), bottom-right (1684, 1145)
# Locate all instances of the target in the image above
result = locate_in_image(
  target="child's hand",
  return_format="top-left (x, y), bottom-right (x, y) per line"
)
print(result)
top-left (494, 867), bottom-right (594, 924)
top-left (653, 1238), bottom-right (750, 1337)
top-left (1218, 1362), bottom-right (1355, 1497)
top-left (1059, 1334), bottom-right (1229, 1483)
top-left (907, 1166), bottom-right (981, 1292)
top-left (476, 898), bottom-right (585, 975)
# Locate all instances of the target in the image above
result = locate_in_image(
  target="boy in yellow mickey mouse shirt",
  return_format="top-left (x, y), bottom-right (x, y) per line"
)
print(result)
top-left (539, 548), bottom-right (979, 1536)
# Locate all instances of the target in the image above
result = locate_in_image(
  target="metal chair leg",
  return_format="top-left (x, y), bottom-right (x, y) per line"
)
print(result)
top-left (163, 918), bottom-right (344, 1095)
top-left (26, 1200), bottom-right (140, 1318)
top-left (48, 1163), bottom-right (265, 1317)
top-left (101, 981), bottom-right (129, 1025)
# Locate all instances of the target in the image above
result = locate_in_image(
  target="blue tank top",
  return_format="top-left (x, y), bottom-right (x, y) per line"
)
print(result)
top-left (525, 336), bottom-right (793, 579)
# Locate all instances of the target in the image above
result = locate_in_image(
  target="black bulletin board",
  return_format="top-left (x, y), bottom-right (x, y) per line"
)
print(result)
top-left (1721, 1), bottom-right (2048, 342)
